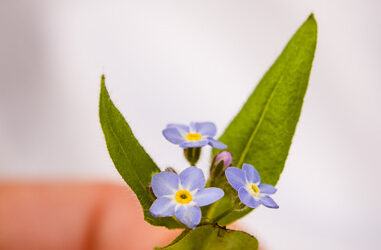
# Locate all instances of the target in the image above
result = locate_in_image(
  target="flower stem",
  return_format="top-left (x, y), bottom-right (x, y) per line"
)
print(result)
top-left (183, 147), bottom-right (201, 166)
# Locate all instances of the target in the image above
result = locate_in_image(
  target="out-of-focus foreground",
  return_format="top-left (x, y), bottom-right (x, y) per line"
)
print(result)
top-left (0, 183), bottom-right (180, 249)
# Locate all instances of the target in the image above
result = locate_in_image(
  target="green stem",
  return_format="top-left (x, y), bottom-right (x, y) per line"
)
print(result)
top-left (183, 147), bottom-right (201, 166)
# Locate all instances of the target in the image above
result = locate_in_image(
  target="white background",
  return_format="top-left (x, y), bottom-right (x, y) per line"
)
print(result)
top-left (0, 0), bottom-right (380, 249)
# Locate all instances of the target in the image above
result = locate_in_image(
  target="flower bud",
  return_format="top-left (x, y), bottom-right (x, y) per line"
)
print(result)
top-left (165, 167), bottom-right (177, 174)
top-left (214, 151), bottom-right (232, 170)
top-left (209, 151), bottom-right (233, 185)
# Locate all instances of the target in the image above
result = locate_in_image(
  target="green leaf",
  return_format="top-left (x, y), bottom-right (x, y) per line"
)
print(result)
top-left (208, 14), bottom-right (318, 224)
top-left (156, 225), bottom-right (258, 250)
top-left (99, 75), bottom-right (183, 229)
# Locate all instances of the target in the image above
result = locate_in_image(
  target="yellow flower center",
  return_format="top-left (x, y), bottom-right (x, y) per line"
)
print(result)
top-left (186, 133), bottom-right (202, 141)
top-left (251, 184), bottom-right (260, 195)
top-left (175, 190), bottom-right (193, 204)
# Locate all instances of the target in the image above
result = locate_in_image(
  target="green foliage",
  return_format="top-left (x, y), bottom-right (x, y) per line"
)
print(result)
top-left (156, 225), bottom-right (258, 250)
top-left (207, 14), bottom-right (318, 225)
top-left (99, 76), bottom-right (183, 229)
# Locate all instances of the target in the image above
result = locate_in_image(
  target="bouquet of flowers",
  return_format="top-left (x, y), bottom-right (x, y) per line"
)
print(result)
top-left (99, 14), bottom-right (317, 250)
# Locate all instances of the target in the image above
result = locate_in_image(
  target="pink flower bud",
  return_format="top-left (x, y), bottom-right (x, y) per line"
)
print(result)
top-left (214, 151), bottom-right (232, 169)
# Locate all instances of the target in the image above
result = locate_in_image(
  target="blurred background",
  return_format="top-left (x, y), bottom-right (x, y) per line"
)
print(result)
top-left (0, 0), bottom-right (380, 249)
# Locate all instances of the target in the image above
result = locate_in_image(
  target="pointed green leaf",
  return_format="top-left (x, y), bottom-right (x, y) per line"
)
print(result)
top-left (208, 14), bottom-right (318, 224)
top-left (99, 75), bottom-right (183, 229)
top-left (156, 225), bottom-right (258, 250)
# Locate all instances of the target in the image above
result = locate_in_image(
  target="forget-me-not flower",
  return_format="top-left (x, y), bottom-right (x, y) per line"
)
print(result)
top-left (162, 122), bottom-right (227, 149)
top-left (225, 163), bottom-right (279, 209)
top-left (150, 167), bottom-right (224, 228)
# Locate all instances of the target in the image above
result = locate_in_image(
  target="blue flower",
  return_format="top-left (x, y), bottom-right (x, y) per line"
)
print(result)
top-left (225, 163), bottom-right (279, 209)
top-left (162, 122), bottom-right (227, 149)
top-left (150, 167), bottom-right (224, 228)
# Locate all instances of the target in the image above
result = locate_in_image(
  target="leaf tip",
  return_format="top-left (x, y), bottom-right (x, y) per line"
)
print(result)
top-left (308, 13), bottom-right (315, 20)
top-left (101, 74), bottom-right (106, 87)
top-left (306, 13), bottom-right (318, 30)
top-left (99, 74), bottom-right (110, 114)
top-left (100, 74), bottom-right (109, 99)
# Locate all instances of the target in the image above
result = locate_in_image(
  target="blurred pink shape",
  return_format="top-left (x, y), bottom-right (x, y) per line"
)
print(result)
top-left (0, 183), bottom-right (180, 250)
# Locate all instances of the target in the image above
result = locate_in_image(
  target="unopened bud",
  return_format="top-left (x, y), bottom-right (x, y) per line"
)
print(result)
top-left (214, 151), bottom-right (232, 170)
top-left (165, 167), bottom-right (177, 174)
top-left (209, 151), bottom-right (233, 184)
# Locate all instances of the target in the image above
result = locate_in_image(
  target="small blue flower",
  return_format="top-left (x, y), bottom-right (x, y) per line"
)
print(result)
top-left (150, 167), bottom-right (224, 228)
top-left (162, 122), bottom-right (227, 149)
top-left (225, 163), bottom-right (279, 209)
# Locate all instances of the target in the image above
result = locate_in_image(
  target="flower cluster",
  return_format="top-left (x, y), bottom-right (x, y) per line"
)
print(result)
top-left (150, 121), bottom-right (278, 229)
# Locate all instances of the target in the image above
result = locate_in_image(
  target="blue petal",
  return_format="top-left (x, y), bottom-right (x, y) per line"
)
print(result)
top-left (207, 138), bottom-right (227, 149)
top-left (242, 164), bottom-right (260, 184)
top-left (151, 171), bottom-right (179, 197)
top-left (193, 122), bottom-right (217, 137)
top-left (162, 127), bottom-right (186, 145)
top-left (193, 188), bottom-right (224, 207)
top-left (225, 167), bottom-right (246, 191)
top-left (175, 205), bottom-right (201, 229)
top-left (179, 167), bottom-right (205, 191)
top-left (238, 187), bottom-right (260, 208)
top-left (189, 122), bottom-right (197, 132)
top-left (259, 196), bottom-right (279, 208)
top-left (180, 140), bottom-right (208, 148)
top-left (150, 197), bottom-right (175, 217)
top-left (259, 184), bottom-right (277, 194)
top-left (167, 124), bottom-right (189, 136)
